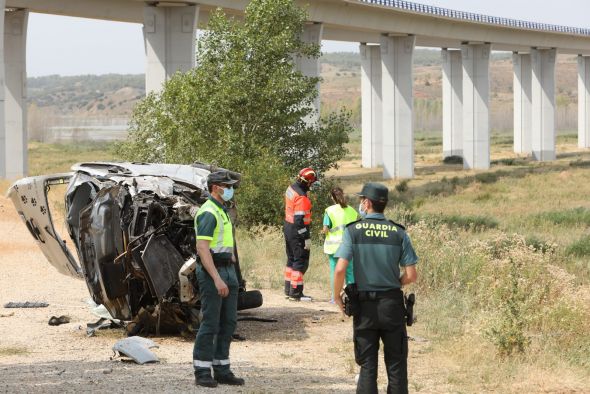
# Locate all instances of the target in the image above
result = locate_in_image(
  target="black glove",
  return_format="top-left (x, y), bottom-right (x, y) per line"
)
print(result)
top-left (343, 284), bottom-right (359, 317)
top-left (404, 293), bottom-right (415, 326)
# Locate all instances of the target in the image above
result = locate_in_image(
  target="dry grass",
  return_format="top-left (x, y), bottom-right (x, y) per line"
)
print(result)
top-left (4, 139), bottom-right (590, 392)
top-left (0, 346), bottom-right (30, 357)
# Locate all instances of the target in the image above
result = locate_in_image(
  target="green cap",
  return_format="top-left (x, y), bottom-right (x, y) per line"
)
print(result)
top-left (207, 171), bottom-right (239, 186)
top-left (356, 182), bottom-right (388, 202)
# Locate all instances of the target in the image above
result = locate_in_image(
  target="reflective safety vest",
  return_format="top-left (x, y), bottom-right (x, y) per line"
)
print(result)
top-left (324, 204), bottom-right (358, 254)
top-left (284, 185), bottom-right (312, 225)
top-left (196, 199), bottom-right (234, 254)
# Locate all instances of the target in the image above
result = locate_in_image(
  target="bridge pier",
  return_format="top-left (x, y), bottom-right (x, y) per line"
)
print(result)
top-left (380, 35), bottom-right (415, 179)
top-left (578, 55), bottom-right (590, 148)
top-left (295, 22), bottom-right (323, 119)
top-left (531, 48), bottom-right (557, 161)
top-left (143, 4), bottom-right (199, 93)
top-left (2, 7), bottom-right (28, 179)
top-left (360, 43), bottom-right (382, 168)
top-left (0, 2), bottom-right (5, 178)
top-left (461, 43), bottom-right (491, 170)
top-left (442, 48), bottom-right (463, 159)
top-left (513, 53), bottom-right (532, 154)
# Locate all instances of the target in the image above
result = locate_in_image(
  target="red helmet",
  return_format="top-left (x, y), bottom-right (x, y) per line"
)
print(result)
top-left (297, 167), bottom-right (317, 185)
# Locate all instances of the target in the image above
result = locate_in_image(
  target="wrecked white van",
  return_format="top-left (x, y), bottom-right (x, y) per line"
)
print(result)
top-left (8, 162), bottom-right (262, 335)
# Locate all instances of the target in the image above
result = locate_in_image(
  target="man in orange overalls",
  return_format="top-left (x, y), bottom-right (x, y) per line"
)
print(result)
top-left (283, 167), bottom-right (317, 301)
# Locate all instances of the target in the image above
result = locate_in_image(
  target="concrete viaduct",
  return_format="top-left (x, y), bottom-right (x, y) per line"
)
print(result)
top-left (3, 0), bottom-right (590, 179)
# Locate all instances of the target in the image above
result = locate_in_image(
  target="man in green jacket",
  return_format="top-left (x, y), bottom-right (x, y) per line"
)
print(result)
top-left (334, 182), bottom-right (418, 394)
top-left (193, 171), bottom-right (244, 388)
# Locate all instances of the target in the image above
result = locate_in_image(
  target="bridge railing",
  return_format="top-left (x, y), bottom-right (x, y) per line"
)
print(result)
top-left (360, 0), bottom-right (590, 36)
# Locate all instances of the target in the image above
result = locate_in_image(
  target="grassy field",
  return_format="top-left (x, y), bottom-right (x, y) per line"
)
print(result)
top-left (3, 138), bottom-right (589, 391)
top-left (243, 133), bottom-right (590, 390)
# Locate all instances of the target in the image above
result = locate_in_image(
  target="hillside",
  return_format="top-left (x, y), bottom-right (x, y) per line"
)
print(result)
top-left (28, 74), bottom-right (144, 116)
top-left (26, 49), bottom-right (580, 141)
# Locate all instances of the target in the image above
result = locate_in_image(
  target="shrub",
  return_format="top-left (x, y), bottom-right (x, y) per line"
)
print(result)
top-left (485, 257), bottom-right (531, 356)
top-left (533, 207), bottom-right (590, 227)
top-left (234, 154), bottom-right (291, 228)
top-left (395, 179), bottom-right (409, 193)
top-left (442, 155), bottom-right (463, 164)
top-left (569, 160), bottom-right (590, 168)
top-left (475, 172), bottom-right (498, 184)
top-left (420, 214), bottom-right (498, 231)
top-left (565, 235), bottom-right (590, 257)
top-left (524, 235), bottom-right (553, 254)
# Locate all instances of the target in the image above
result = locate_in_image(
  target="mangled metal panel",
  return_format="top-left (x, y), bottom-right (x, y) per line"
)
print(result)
top-left (71, 162), bottom-right (212, 190)
top-left (140, 234), bottom-right (186, 301)
top-left (78, 184), bottom-right (131, 320)
top-left (112, 336), bottom-right (159, 364)
top-left (7, 174), bottom-right (82, 278)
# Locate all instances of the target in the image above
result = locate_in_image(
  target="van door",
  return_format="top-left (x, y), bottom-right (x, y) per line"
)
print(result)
top-left (7, 174), bottom-right (83, 278)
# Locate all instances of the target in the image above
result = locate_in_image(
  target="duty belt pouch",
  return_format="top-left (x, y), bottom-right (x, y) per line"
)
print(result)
top-left (404, 293), bottom-right (415, 326)
top-left (343, 283), bottom-right (360, 317)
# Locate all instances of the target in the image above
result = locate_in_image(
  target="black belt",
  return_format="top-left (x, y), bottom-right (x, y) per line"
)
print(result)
top-left (358, 289), bottom-right (403, 302)
top-left (197, 259), bottom-right (232, 268)
top-left (214, 260), bottom-right (232, 267)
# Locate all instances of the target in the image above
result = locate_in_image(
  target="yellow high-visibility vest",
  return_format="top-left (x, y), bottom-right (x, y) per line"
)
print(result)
top-left (196, 199), bottom-right (234, 254)
top-left (324, 204), bottom-right (358, 254)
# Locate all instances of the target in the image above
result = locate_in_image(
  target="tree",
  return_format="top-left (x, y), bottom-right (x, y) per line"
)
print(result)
top-left (118, 0), bottom-right (352, 227)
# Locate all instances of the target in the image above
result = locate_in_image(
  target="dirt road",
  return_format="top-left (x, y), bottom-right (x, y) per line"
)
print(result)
top-left (0, 195), bottom-right (441, 393)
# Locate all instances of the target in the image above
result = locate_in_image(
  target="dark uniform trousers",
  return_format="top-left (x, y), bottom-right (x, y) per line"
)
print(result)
top-left (283, 222), bottom-right (310, 294)
top-left (353, 290), bottom-right (408, 394)
top-left (193, 262), bottom-right (239, 377)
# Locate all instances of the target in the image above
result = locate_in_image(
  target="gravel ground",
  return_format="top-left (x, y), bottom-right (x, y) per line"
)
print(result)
top-left (0, 195), bottom-right (370, 393)
top-left (2, 193), bottom-right (586, 393)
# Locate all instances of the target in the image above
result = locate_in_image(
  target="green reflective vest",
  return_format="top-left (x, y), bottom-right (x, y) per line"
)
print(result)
top-left (324, 204), bottom-right (358, 254)
top-left (196, 199), bottom-right (234, 255)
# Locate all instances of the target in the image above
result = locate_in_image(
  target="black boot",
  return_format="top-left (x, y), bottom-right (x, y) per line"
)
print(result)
top-left (195, 371), bottom-right (218, 388)
top-left (215, 371), bottom-right (245, 386)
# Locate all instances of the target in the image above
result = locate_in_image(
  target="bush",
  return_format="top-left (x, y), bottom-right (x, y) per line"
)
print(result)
top-left (475, 172), bottom-right (498, 184)
top-left (419, 214), bottom-right (498, 231)
top-left (485, 258), bottom-right (531, 356)
top-left (411, 226), bottom-right (589, 359)
top-left (443, 155), bottom-right (463, 164)
top-left (565, 235), bottom-right (590, 257)
top-left (533, 207), bottom-right (590, 227)
top-left (524, 235), bottom-right (553, 254)
top-left (569, 160), bottom-right (590, 168)
top-left (395, 179), bottom-right (409, 193)
top-left (235, 154), bottom-right (291, 228)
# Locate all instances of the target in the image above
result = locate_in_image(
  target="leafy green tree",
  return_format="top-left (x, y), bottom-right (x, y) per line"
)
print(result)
top-left (119, 0), bottom-right (352, 226)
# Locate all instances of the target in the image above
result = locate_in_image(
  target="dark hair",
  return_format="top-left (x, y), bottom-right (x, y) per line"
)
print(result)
top-left (369, 199), bottom-right (387, 213)
top-left (331, 187), bottom-right (347, 208)
top-left (207, 182), bottom-right (225, 193)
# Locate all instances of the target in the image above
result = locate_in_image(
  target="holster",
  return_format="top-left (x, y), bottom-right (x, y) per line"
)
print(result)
top-left (343, 283), bottom-right (360, 317)
top-left (404, 293), bottom-right (415, 326)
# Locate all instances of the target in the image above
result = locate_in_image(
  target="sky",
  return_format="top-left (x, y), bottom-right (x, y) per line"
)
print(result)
top-left (24, 0), bottom-right (590, 77)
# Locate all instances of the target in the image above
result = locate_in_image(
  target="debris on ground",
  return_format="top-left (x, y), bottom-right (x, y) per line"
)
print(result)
top-left (48, 315), bottom-right (70, 326)
top-left (86, 317), bottom-right (124, 337)
top-left (0, 312), bottom-right (15, 318)
top-left (112, 336), bottom-right (159, 365)
top-left (3, 301), bottom-right (49, 308)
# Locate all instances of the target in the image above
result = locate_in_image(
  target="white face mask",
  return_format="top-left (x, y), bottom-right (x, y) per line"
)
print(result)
top-left (221, 186), bottom-right (234, 201)
top-left (359, 200), bottom-right (367, 218)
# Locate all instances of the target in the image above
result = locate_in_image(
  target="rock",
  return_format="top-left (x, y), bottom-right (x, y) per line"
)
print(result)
top-left (102, 368), bottom-right (113, 375)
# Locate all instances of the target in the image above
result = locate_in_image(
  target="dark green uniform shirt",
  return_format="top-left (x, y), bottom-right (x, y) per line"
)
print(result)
top-left (334, 213), bottom-right (418, 291)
